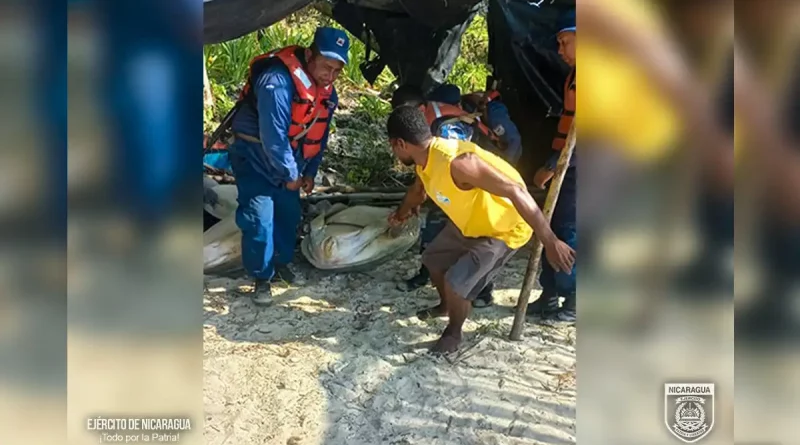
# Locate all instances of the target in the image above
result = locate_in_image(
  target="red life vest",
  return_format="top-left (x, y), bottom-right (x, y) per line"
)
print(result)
top-left (203, 134), bottom-right (229, 151)
top-left (240, 46), bottom-right (335, 160)
top-left (423, 101), bottom-right (467, 134)
top-left (552, 68), bottom-right (576, 151)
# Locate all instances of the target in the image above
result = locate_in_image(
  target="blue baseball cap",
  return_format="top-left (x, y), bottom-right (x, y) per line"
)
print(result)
top-left (557, 10), bottom-right (576, 35)
top-left (313, 26), bottom-right (350, 65)
top-left (427, 83), bottom-right (462, 106)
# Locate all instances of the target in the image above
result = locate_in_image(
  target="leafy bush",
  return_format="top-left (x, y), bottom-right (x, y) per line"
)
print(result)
top-left (353, 94), bottom-right (391, 122)
top-left (447, 14), bottom-right (490, 93)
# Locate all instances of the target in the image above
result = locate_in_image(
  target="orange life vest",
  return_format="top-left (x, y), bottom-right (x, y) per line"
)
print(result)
top-left (240, 46), bottom-right (335, 160)
top-left (552, 68), bottom-right (576, 151)
top-left (422, 101), bottom-right (500, 150)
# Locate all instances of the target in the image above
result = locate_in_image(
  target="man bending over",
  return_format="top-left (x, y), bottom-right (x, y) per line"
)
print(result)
top-left (386, 105), bottom-right (575, 353)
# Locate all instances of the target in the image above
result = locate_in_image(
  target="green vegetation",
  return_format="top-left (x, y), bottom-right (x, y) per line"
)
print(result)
top-left (448, 14), bottom-right (490, 93)
top-left (203, 4), bottom-right (490, 185)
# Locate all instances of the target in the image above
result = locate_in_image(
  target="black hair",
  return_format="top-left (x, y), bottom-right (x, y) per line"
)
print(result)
top-left (308, 43), bottom-right (321, 59)
top-left (391, 84), bottom-right (425, 109)
top-left (387, 105), bottom-right (432, 146)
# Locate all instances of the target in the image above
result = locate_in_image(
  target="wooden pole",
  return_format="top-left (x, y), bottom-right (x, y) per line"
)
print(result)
top-left (509, 121), bottom-right (576, 341)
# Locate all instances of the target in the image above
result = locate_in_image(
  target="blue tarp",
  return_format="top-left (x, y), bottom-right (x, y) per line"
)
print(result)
top-left (203, 150), bottom-right (232, 172)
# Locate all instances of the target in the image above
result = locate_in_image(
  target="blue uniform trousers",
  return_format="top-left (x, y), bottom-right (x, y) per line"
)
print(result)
top-left (539, 166), bottom-right (577, 298)
top-left (229, 147), bottom-right (301, 280)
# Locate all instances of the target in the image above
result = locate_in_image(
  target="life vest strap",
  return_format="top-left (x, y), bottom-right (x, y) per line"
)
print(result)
top-left (234, 132), bottom-right (262, 144)
top-left (303, 137), bottom-right (324, 145)
top-left (232, 116), bottom-right (324, 147)
top-left (436, 111), bottom-right (482, 127)
top-left (291, 107), bottom-right (324, 142)
top-left (293, 95), bottom-right (314, 105)
top-left (431, 102), bottom-right (443, 118)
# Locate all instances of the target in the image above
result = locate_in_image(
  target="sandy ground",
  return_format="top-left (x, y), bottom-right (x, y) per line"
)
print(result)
top-left (204, 247), bottom-right (576, 445)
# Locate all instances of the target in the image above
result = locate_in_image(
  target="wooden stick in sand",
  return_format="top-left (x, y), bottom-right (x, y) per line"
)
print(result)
top-left (509, 121), bottom-right (576, 341)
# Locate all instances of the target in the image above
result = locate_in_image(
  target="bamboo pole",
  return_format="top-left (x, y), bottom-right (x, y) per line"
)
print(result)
top-left (509, 121), bottom-right (576, 341)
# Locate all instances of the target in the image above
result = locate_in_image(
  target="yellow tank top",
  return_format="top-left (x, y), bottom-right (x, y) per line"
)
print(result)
top-left (416, 137), bottom-right (534, 249)
top-left (578, 0), bottom-right (681, 164)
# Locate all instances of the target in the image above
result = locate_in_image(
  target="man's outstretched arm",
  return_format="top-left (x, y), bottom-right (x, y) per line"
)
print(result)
top-left (450, 153), bottom-right (575, 272)
top-left (390, 175), bottom-right (427, 224)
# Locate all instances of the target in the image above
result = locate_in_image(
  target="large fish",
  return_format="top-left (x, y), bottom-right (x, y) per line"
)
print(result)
top-left (203, 201), bottom-right (420, 275)
top-left (203, 177), bottom-right (242, 274)
top-left (300, 204), bottom-right (420, 271)
top-left (203, 213), bottom-right (243, 275)
top-left (203, 176), bottom-right (238, 220)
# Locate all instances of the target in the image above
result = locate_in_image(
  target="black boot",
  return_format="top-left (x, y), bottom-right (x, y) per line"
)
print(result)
top-left (251, 279), bottom-right (273, 306)
top-left (397, 265), bottom-right (430, 292)
top-left (551, 294), bottom-right (576, 323)
top-left (527, 291), bottom-right (560, 318)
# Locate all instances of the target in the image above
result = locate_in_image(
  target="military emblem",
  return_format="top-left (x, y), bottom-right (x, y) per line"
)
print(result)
top-left (665, 383), bottom-right (714, 443)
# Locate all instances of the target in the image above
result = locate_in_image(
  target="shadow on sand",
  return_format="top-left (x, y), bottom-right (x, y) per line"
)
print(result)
top-left (204, 250), bottom-right (576, 445)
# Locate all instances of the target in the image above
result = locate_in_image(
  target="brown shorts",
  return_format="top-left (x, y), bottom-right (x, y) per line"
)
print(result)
top-left (421, 222), bottom-right (518, 300)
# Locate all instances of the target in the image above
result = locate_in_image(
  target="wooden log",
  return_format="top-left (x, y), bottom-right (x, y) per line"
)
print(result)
top-left (509, 121), bottom-right (576, 341)
top-left (304, 192), bottom-right (407, 204)
top-left (311, 185), bottom-right (407, 194)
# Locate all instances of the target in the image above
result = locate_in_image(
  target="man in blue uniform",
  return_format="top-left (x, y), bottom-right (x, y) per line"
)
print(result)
top-left (527, 11), bottom-right (577, 323)
top-left (228, 27), bottom-right (350, 305)
top-left (459, 88), bottom-right (523, 165)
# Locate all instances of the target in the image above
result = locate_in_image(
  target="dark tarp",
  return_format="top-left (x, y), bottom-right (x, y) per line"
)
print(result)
top-left (204, 0), bottom-right (483, 92)
top-left (203, 0), bottom-right (576, 180)
top-left (203, 0), bottom-right (314, 45)
top-left (330, 0), bottom-right (482, 91)
top-left (486, 0), bottom-right (574, 179)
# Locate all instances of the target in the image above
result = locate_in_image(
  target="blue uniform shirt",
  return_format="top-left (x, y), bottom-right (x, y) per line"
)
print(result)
top-left (229, 62), bottom-right (336, 187)
top-left (483, 100), bottom-right (522, 164)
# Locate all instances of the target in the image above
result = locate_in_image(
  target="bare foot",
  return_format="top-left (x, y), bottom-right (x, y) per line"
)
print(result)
top-left (416, 304), bottom-right (447, 320)
top-left (429, 333), bottom-right (461, 354)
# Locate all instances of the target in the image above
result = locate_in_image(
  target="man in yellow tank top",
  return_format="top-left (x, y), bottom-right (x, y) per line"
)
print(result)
top-left (385, 106), bottom-right (575, 353)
